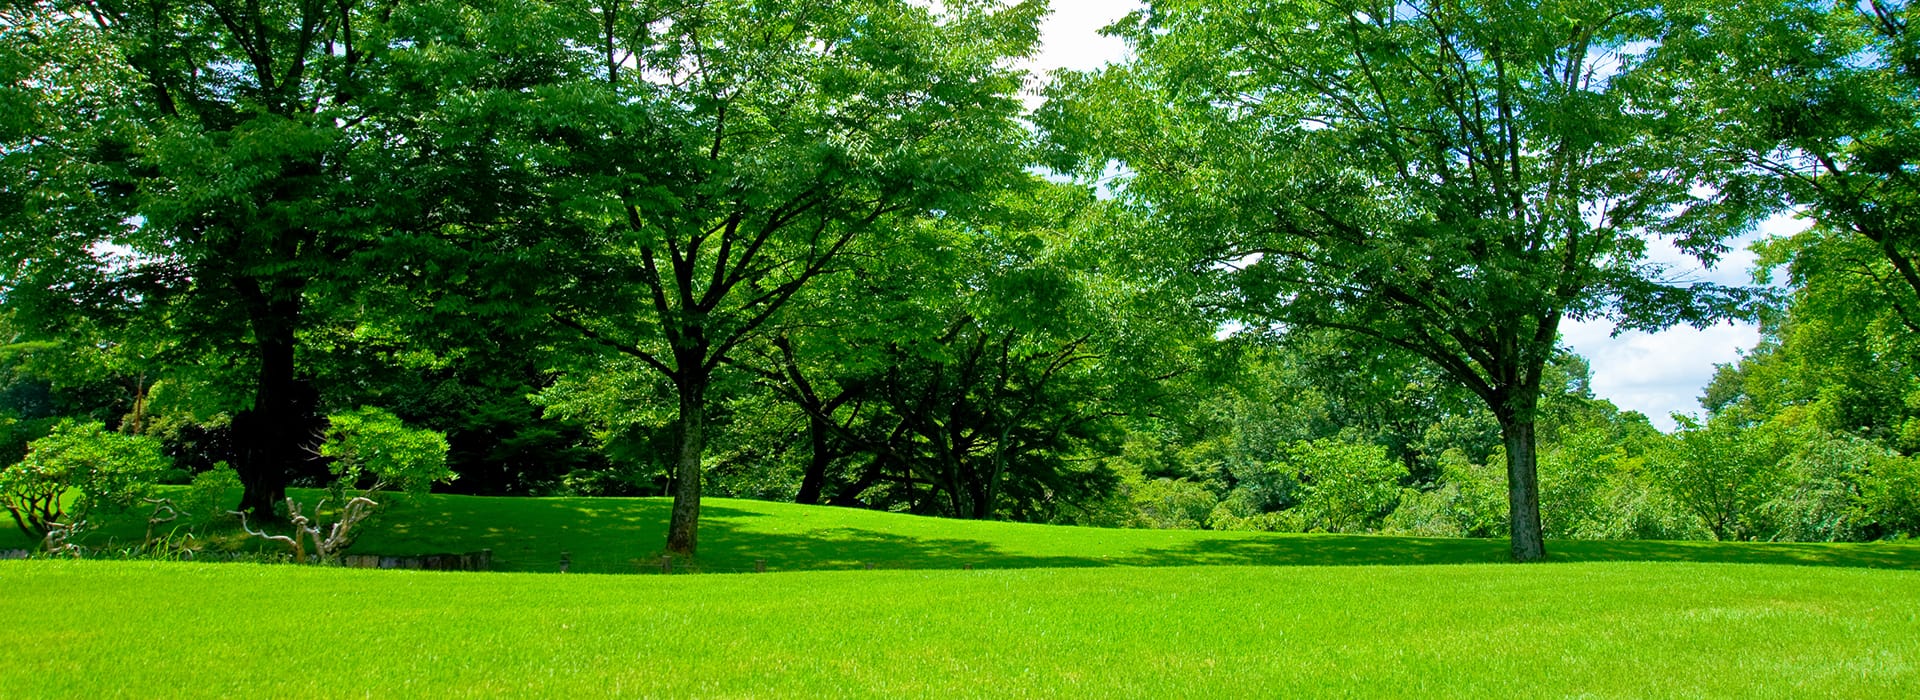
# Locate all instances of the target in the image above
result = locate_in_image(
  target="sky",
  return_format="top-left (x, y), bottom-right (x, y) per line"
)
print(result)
top-left (1023, 1), bottom-right (1775, 431)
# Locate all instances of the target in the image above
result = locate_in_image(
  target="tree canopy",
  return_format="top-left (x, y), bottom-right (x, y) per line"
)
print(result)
top-left (2, 0), bottom-right (1915, 559)
top-left (1039, 0), bottom-right (1762, 559)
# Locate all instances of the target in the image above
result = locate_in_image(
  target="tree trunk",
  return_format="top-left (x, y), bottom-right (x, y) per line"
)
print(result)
top-left (794, 413), bottom-right (831, 505)
top-left (665, 380), bottom-right (706, 556)
top-left (233, 316), bottom-right (310, 520)
top-left (1500, 418), bottom-right (1547, 562)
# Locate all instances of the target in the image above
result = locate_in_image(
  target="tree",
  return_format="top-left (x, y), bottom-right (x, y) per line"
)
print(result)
top-left (0, 419), bottom-right (169, 542)
top-left (1662, 411), bottom-right (1797, 541)
top-left (1704, 229), bottom-right (1920, 452)
top-left (1041, 0), bottom-right (1758, 560)
top-left (731, 182), bottom-right (1203, 521)
top-left (238, 406), bottom-right (453, 562)
top-left (1657, 0), bottom-right (1920, 334)
top-left (513, 0), bottom-right (1041, 554)
top-left (0, 1), bottom-right (441, 518)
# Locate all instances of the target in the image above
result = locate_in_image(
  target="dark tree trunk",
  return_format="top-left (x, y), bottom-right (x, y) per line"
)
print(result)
top-left (232, 305), bottom-right (314, 520)
top-left (1499, 418), bottom-right (1547, 562)
top-left (665, 379), bottom-right (706, 556)
top-left (794, 413), bottom-right (832, 505)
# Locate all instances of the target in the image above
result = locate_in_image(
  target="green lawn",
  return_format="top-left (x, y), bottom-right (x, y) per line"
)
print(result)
top-left (6, 493), bottom-right (1918, 573)
top-left (4, 495), bottom-right (1918, 696)
top-left (1, 559), bottom-right (1914, 697)
top-left (361, 494), bottom-right (1920, 572)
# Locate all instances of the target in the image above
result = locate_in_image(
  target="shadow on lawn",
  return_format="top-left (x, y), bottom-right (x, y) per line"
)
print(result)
top-left (345, 494), bottom-right (1920, 574)
top-left (1549, 539), bottom-right (1920, 569)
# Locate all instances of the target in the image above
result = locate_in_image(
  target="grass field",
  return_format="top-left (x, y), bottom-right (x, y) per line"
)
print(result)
top-left (6, 492), bottom-right (1919, 573)
top-left (1, 559), bottom-right (1915, 697)
top-left (4, 495), bottom-right (1919, 696)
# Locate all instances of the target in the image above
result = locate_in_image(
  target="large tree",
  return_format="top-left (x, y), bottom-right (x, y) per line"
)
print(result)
top-left (518, 0), bottom-right (1041, 555)
top-left (737, 183), bottom-right (1197, 520)
top-left (1042, 0), bottom-right (1757, 560)
top-left (0, 0), bottom-right (434, 517)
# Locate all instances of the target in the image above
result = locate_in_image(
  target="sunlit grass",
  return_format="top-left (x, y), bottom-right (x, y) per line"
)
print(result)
top-left (1, 559), bottom-right (1914, 697)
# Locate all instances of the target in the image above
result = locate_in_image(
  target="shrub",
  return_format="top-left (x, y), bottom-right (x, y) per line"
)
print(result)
top-left (1284, 439), bottom-right (1404, 533)
top-left (176, 464), bottom-right (242, 528)
top-left (1658, 414), bottom-right (1795, 541)
top-left (319, 407), bottom-right (454, 495)
top-left (1860, 449), bottom-right (1920, 539)
top-left (1125, 477), bottom-right (1217, 529)
top-left (0, 419), bottom-right (170, 542)
top-left (1384, 449), bottom-right (1506, 538)
top-left (237, 408), bottom-right (453, 564)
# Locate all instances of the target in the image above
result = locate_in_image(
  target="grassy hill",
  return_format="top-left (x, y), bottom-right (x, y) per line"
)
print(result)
top-left (7, 492), bottom-right (1919, 573)
top-left (355, 494), bottom-right (1920, 573)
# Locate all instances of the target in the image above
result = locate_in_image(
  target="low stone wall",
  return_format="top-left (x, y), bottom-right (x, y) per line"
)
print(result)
top-left (339, 549), bottom-right (492, 572)
top-left (0, 549), bottom-right (28, 560)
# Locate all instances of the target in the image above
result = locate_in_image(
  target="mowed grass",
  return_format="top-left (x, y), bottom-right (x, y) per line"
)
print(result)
top-left (6, 493), bottom-right (1918, 573)
top-left (0, 559), bottom-right (1915, 697)
top-left (342, 493), bottom-right (1920, 572)
top-left (4, 496), bottom-right (1918, 696)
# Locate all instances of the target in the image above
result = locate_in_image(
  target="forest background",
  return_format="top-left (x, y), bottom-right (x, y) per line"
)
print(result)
top-left (3, 0), bottom-right (1918, 562)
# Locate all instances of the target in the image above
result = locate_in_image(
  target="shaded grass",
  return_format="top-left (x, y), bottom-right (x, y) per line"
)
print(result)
top-left (353, 494), bottom-right (1920, 573)
top-left (7, 492), bottom-right (1918, 573)
top-left (1, 559), bottom-right (1915, 697)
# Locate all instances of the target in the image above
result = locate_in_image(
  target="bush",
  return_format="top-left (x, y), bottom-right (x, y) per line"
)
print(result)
top-left (1284, 439), bottom-right (1404, 533)
top-left (0, 419), bottom-right (171, 541)
top-left (320, 407), bottom-right (454, 495)
top-left (1658, 414), bottom-right (1795, 541)
top-left (1125, 477), bottom-right (1217, 529)
top-left (175, 463), bottom-right (242, 529)
top-left (1859, 448), bottom-right (1920, 540)
top-left (234, 408), bottom-right (456, 564)
top-left (1384, 449), bottom-right (1505, 538)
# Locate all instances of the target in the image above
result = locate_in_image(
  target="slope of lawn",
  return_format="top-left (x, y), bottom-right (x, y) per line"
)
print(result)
top-left (6, 492), bottom-right (1918, 573)
top-left (355, 494), bottom-right (1920, 572)
top-left (1, 559), bottom-right (1916, 697)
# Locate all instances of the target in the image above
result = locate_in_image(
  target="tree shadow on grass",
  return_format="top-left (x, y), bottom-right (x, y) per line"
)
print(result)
top-left (1119, 534), bottom-right (1512, 568)
top-left (348, 494), bottom-right (1920, 574)
top-left (693, 523), bottom-right (1106, 573)
top-left (1549, 539), bottom-right (1920, 569)
top-left (696, 528), bottom-right (1513, 573)
top-left (1111, 535), bottom-right (1920, 570)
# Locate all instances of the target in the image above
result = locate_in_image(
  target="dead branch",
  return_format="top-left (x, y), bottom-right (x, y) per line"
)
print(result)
top-left (142, 497), bottom-right (180, 547)
top-left (43, 520), bottom-right (87, 558)
top-left (234, 508), bottom-right (306, 563)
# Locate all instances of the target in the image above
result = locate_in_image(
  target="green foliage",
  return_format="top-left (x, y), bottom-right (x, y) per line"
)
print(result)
top-left (0, 420), bottom-right (169, 540)
top-left (173, 464), bottom-right (242, 530)
top-left (1535, 399), bottom-right (1699, 541)
top-left (1385, 450), bottom-right (1508, 539)
top-left (319, 408), bottom-right (454, 496)
top-left (1041, 0), bottom-right (1764, 560)
top-left (1660, 413), bottom-right (1797, 541)
top-left (1122, 477), bottom-right (1218, 530)
top-left (1279, 439), bottom-right (1405, 534)
top-left (0, 414), bottom-right (55, 469)
top-left (1655, 1), bottom-right (1920, 334)
top-left (1862, 449), bottom-right (1920, 539)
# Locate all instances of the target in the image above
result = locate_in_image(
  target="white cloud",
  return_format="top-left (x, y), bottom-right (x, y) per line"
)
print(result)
top-left (1561, 319), bottom-right (1761, 431)
top-left (1031, 2), bottom-right (1138, 74)
top-left (1560, 214), bottom-right (1806, 431)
